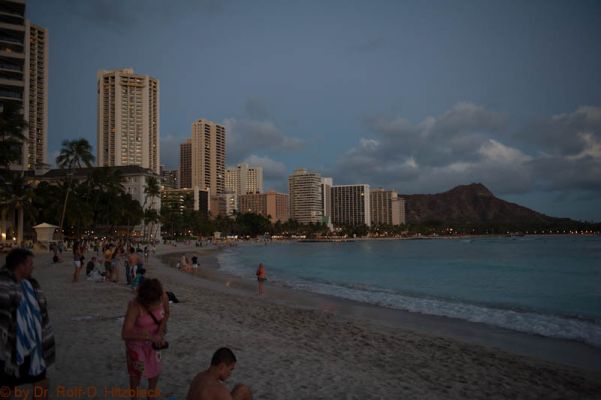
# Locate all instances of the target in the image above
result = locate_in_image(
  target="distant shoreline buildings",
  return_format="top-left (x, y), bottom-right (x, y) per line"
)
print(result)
top-left (0, 0), bottom-right (406, 238)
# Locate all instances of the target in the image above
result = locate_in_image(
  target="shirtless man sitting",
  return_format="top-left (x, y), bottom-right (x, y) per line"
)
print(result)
top-left (187, 347), bottom-right (252, 400)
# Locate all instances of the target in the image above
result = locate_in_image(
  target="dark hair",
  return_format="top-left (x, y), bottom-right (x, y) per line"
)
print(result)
top-left (136, 278), bottom-right (163, 307)
top-left (211, 347), bottom-right (236, 366)
top-left (4, 248), bottom-right (34, 271)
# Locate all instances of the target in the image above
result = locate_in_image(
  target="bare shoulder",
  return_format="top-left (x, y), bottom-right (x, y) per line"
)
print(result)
top-left (188, 379), bottom-right (232, 400)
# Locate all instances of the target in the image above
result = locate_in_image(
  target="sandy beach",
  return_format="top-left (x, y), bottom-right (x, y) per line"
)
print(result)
top-left (4, 244), bottom-right (601, 399)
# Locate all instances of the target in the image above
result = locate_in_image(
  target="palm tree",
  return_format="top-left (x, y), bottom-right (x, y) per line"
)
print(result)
top-left (0, 102), bottom-right (27, 171)
top-left (0, 103), bottom-right (29, 244)
top-left (0, 174), bottom-right (34, 244)
top-left (143, 176), bottom-right (161, 241)
top-left (56, 139), bottom-right (95, 236)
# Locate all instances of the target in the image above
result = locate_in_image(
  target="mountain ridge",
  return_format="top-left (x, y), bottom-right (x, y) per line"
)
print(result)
top-left (401, 183), bottom-right (573, 226)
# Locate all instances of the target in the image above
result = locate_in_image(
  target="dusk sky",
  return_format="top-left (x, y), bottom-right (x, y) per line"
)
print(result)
top-left (28, 0), bottom-right (601, 221)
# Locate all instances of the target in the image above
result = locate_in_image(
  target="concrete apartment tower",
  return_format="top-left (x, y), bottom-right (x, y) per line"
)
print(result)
top-left (97, 68), bottom-right (160, 174)
top-left (238, 191), bottom-right (289, 223)
top-left (370, 189), bottom-right (406, 226)
top-left (370, 189), bottom-right (405, 225)
top-left (0, 0), bottom-right (48, 171)
top-left (25, 21), bottom-right (47, 170)
top-left (321, 177), bottom-right (333, 228)
top-left (191, 118), bottom-right (225, 215)
top-left (332, 184), bottom-right (371, 227)
top-left (179, 138), bottom-right (192, 189)
top-left (225, 163), bottom-right (263, 195)
top-left (288, 168), bottom-right (323, 224)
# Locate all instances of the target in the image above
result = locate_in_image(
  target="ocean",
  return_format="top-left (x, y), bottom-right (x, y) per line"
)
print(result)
top-left (216, 236), bottom-right (601, 348)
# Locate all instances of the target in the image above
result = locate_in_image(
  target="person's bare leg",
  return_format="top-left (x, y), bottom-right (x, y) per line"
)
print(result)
top-left (147, 377), bottom-right (159, 399)
top-left (231, 384), bottom-right (252, 400)
top-left (129, 375), bottom-right (141, 399)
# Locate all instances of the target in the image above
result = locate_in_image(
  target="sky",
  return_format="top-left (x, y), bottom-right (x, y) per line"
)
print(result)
top-left (28, 0), bottom-right (601, 222)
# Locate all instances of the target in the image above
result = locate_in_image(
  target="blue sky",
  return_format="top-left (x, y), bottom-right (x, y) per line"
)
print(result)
top-left (28, 0), bottom-right (601, 221)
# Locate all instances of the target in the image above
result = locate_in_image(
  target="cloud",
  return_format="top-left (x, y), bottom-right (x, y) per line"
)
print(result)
top-left (478, 139), bottom-right (532, 164)
top-left (241, 155), bottom-right (288, 181)
top-left (519, 106), bottom-right (601, 158)
top-left (70, 0), bottom-right (223, 32)
top-left (332, 103), bottom-right (601, 197)
top-left (225, 118), bottom-right (303, 163)
top-left (239, 154), bottom-right (288, 193)
top-left (363, 103), bottom-right (505, 168)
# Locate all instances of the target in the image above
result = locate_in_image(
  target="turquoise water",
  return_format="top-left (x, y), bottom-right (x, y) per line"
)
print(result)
top-left (217, 236), bottom-right (601, 347)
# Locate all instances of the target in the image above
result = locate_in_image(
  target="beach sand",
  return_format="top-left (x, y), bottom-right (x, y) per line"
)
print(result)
top-left (5, 244), bottom-right (601, 399)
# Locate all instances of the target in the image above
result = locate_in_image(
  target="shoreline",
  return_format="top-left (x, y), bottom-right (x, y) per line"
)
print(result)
top-left (3, 244), bottom-right (600, 399)
top-left (158, 245), bottom-right (601, 373)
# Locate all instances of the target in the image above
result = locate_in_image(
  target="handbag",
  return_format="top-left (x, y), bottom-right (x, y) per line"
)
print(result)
top-left (144, 305), bottom-right (169, 350)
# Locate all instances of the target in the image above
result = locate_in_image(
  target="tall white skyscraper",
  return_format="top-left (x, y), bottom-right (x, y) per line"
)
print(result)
top-left (288, 168), bottom-right (323, 224)
top-left (370, 189), bottom-right (406, 226)
top-left (225, 163), bottom-right (263, 195)
top-left (97, 68), bottom-right (160, 174)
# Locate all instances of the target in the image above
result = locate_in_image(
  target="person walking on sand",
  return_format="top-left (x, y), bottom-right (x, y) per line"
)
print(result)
top-left (186, 347), bottom-right (252, 400)
top-left (256, 263), bottom-right (266, 296)
top-left (0, 248), bottom-right (56, 398)
top-left (126, 247), bottom-right (140, 285)
top-left (121, 278), bottom-right (170, 395)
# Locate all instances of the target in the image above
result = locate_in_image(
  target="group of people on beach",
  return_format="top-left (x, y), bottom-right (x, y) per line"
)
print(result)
top-left (68, 240), bottom-right (150, 289)
top-left (1, 247), bottom-right (253, 400)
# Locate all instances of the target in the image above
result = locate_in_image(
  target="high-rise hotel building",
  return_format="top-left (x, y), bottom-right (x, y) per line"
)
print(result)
top-left (25, 22), bottom-right (47, 170)
top-left (191, 118), bottom-right (225, 213)
top-left (370, 189), bottom-right (406, 226)
top-left (238, 191), bottom-right (289, 223)
top-left (179, 138), bottom-right (192, 189)
top-left (0, 0), bottom-right (48, 170)
top-left (225, 163), bottom-right (263, 195)
top-left (288, 168), bottom-right (323, 224)
top-left (97, 68), bottom-right (160, 174)
top-left (332, 184), bottom-right (371, 227)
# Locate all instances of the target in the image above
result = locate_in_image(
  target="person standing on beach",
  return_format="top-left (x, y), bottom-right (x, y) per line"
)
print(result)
top-left (186, 347), bottom-right (252, 400)
top-left (72, 241), bottom-right (83, 282)
top-left (126, 247), bottom-right (140, 285)
top-left (103, 244), bottom-right (115, 282)
top-left (256, 263), bottom-right (266, 296)
top-left (181, 255), bottom-right (192, 272)
top-left (0, 248), bottom-right (56, 397)
top-left (121, 278), bottom-right (170, 395)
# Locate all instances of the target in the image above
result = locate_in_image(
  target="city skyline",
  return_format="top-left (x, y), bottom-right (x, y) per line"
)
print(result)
top-left (27, 0), bottom-right (601, 221)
